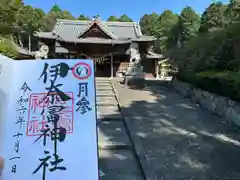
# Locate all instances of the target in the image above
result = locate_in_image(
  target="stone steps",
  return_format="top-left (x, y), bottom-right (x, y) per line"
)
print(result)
top-left (96, 80), bottom-right (128, 149)
top-left (98, 121), bottom-right (130, 150)
top-left (96, 91), bottom-right (115, 96)
top-left (96, 79), bottom-right (143, 180)
top-left (96, 86), bottom-right (113, 90)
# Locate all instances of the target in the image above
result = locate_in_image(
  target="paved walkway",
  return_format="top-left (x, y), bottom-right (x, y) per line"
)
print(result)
top-left (112, 79), bottom-right (240, 180)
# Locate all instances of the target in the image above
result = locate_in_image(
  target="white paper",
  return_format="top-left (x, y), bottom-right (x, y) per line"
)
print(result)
top-left (0, 55), bottom-right (15, 152)
top-left (0, 58), bottom-right (99, 180)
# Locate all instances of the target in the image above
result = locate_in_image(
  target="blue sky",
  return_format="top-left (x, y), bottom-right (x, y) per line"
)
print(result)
top-left (23, 0), bottom-right (230, 22)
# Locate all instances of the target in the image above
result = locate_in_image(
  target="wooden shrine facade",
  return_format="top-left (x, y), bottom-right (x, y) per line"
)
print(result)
top-left (35, 18), bottom-right (164, 78)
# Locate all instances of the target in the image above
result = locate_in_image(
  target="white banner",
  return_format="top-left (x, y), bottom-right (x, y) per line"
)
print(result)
top-left (0, 57), bottom-right (99, 180)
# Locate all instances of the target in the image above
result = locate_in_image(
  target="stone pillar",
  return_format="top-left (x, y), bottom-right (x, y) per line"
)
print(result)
top-left (110, 53), bottom-right (114, 78)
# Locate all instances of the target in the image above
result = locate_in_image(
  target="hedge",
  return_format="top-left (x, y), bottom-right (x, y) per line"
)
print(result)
top-left (176, 71), bottom-right (240, 102)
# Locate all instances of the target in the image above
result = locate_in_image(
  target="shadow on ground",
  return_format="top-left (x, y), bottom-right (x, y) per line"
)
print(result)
top-left (98, 79), bottom-right (240, 180)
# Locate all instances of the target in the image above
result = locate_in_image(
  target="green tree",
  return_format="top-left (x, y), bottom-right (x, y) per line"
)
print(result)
top-left (0, 1), bottom-right (45, 35)
top-left (178, 6), bottom-right (200, 44)
top-left (43, 4), bottom-right (75, 31)
top-left (43, 11), bottom-right (61, 31)
top-left (157, 10), bottom-right (179, 51)
top-left (139, 13), bottom-right (160, 36)
top-left (50, 4), bottom-right (62, 13)
top-left (17, 6), bottom-right (46, 50)
top-left (93, 14), bottom-right (100, 19)
top-left (20, 6), bottom-right (45, 31)
top-left (118, 14), bottom-right (133, 22)
top-left (139, 14), bottom-right (151, 35)
top-left (43, 4), bottom-right (63, 31)
top-left (225, 0), bottom-right (240, 24)
top-left (78, 14), bottom-right (90, 20)
top-left (61, 10), bottom-right (75, 20)
top-left (107, 16), bottom-right (118, 22)
top-left (199, 2), bottom-right (225, 33)
top-left (0, 0), bottom-right (24, 35)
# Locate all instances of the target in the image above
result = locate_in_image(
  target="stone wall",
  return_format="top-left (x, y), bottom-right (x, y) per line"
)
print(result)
top-left (171, 77), bottom-right (240, 127)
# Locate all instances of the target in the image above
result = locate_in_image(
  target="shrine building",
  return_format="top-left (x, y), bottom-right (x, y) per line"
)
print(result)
top-left (34, 18), bottom-right (164, 78)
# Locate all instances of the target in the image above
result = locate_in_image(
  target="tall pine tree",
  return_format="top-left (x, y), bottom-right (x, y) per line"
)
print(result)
top-left (178, 6), bottom-right (200, 44)
top-left (225, 0), bottom-right (240, 24)
top-left (199, 2), bottom-right (225, 33)
top-left (157, 10), bottom-right (179, 51)
top-left (139, 13), bottom-right (160, 37)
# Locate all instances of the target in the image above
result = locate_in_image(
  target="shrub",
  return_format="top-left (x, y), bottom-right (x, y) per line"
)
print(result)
top-left (0, 38), bottom-right (18, 59)
top-left (169, 24), bottom-right (240, 73)
top-left (176, 71), bottom-right (240, 102)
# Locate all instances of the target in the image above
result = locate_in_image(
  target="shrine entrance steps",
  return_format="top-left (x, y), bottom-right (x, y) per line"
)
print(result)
top-left (95, 77), bottom-right (145, 180)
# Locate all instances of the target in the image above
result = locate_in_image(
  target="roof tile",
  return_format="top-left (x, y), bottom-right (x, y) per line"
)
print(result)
top-left (35, 19), bottom-right (155, 43)
top-left (53, 19), bottom-right (141, 39)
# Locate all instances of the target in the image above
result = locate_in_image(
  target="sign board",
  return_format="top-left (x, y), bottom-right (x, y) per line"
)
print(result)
top-left (0, 57), bottom-right (99, 180)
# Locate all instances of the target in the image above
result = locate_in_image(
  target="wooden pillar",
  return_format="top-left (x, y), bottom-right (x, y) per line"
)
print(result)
top-left (156, 59), bottom-right (160, 79)
top-left (110, 53), bottom-right (114, 78)
top-left (28, 35), bottom-right (31, 52)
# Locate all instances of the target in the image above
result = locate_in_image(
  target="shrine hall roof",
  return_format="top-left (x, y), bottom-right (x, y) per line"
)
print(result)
top-left (35, 19), bottom-right (155, 43)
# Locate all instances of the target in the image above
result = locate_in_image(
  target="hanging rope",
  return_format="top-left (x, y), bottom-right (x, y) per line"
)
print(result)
top-left (81, 52), bottom-right (110, 63)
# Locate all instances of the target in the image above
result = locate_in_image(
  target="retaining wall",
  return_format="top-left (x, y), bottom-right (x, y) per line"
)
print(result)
top-left (171, 77), bottom-right (240, 127)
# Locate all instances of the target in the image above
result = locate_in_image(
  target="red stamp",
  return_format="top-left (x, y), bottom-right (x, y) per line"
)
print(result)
top-left (27, 92), bottom-right (74, 136)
